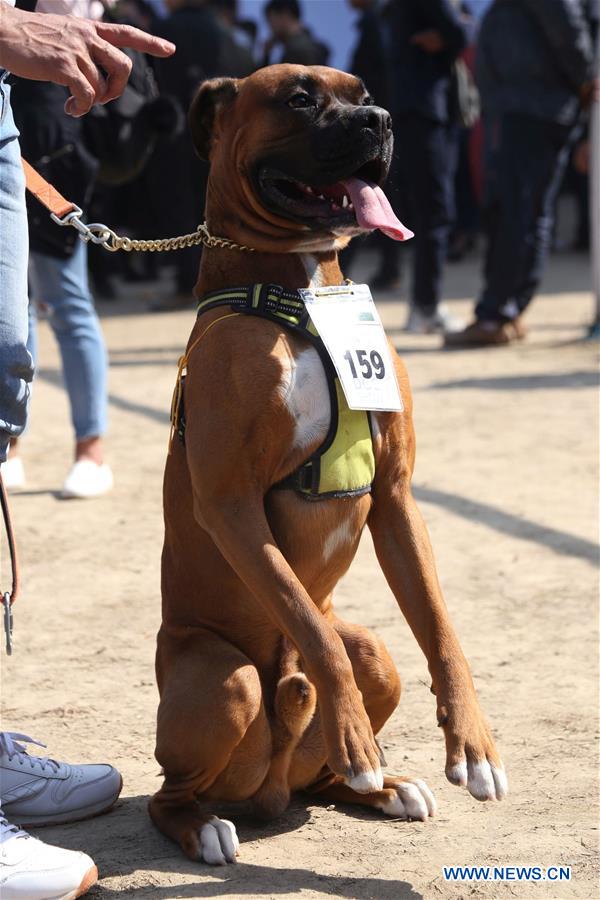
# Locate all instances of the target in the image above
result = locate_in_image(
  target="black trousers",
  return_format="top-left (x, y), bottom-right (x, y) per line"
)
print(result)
top-left (476, 113), bottom-right (579, 323)
top-left (394, 113), bottom-right (460, 313)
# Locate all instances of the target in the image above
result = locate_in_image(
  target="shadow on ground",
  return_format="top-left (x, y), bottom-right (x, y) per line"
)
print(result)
top-left (36, 795), bottom-right (423, 900)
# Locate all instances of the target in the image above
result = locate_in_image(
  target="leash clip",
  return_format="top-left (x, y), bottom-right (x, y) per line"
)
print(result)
top-left (50, 207), bottom-right (122, 252)
top-left (2, 593), bottom-right (13, 656)
top-left (50, 205), bottom-right (84, 231)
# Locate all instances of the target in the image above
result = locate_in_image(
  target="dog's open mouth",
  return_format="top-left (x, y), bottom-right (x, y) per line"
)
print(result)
top-left (257, 160), bottom-right (414, 242)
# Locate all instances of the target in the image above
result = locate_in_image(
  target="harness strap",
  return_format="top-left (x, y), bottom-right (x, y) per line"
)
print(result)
top-left (197, 283), bottom-right (312, 329)
top-left (168, 313), bottom-right (241, 453)
top-left (171, 283), bottom-right (374, 500)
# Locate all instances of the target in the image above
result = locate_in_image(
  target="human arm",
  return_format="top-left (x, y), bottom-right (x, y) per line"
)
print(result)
top-left (410, 0), bottom-right (470, 59)
top-left (521, 0), bottom-right (594, 93)
top-left (0, 1), bottom-right (175, 116)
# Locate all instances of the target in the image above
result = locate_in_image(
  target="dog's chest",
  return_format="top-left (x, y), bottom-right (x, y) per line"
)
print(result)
top-left (277, 346), bottom-right (330, 452)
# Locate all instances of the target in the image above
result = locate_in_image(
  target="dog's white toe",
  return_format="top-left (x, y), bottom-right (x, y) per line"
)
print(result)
top-left (491, 763), bottom-right (508, 799)
top-left (378, 779), bottom-right (436, 821)
top-left (446, 760), bottom-right (468, 787)
top-left (448, 758), bottom-right (508, 801)
top-left (199, 816), bottom-right (239, 865)
top-left (345, 767), bottom-right (384, 793)
top-left (412, 778), bottom-right (438, 817)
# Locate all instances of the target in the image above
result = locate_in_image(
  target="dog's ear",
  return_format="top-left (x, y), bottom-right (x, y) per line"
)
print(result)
top-left (189, 77), bottom-right (239, 161)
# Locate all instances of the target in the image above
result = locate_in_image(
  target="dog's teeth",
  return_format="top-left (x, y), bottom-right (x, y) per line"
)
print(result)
top-left (318, 194), bottom-right (326, 201)
top-left (342, 195), bottom-right (349, 208)
top-left (306, 186), bottom-right (314, 194)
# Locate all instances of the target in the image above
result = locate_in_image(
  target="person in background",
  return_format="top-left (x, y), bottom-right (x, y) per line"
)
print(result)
top-left (384, 0), bottom-right (471, 334)
top-left (210, 0), bottom-right (258, 65)
top-left (150, 0), bottom-right (252, 307)
top-left (0, 2), bottom-right (174, 896)
top-left (341, 0), bottom-right (403, 290)
top-left (263, 0), bottom-right (329, 67)
top-left (445, 0), bottom-right (596, 347)
top-left (210, 0), bottom-right (257, 76)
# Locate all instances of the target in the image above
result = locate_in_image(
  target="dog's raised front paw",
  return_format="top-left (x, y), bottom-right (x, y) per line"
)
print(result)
top-left (438, 701), bottom-right (508, 802)
top-left (446, 757), bottom-right (508, 802)
top-left (377, 777), bottom-right (437, 821)
top-left (199, 816), bottom-right (240, 865)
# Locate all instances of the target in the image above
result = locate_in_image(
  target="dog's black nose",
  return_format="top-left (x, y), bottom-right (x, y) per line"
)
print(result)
top-left (355, 106), bottom-right (393, 135)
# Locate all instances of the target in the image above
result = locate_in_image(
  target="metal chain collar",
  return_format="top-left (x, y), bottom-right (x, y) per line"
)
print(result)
top-left (50, 208), bottom-right (256, 254)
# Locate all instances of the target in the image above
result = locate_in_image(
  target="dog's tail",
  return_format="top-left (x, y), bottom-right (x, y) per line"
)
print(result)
top-left (252, 672), bottom-right (316, 820)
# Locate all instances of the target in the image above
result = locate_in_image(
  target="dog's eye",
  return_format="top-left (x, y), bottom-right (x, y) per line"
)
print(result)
top-left (287, 92), bottom-right (315, 109)
top-left (361, 95), bottom-right (375, 106)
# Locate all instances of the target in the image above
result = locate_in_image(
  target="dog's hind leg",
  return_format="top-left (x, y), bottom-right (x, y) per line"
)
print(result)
top-left (252, 672), bottom-right (317, 820)
top-left (149, 626), bottom-right (271, 863)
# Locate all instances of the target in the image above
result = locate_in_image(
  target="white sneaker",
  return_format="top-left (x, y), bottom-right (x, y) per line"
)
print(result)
top-left (61, 461), bottom-right (113, 499)
top-left (404, 304), bottom-right (463, 335)
top-left (0, 814), bottom-right (97, 900)
top-left (0, 733), bottom-right (122, 827)
top-left (1, 458), bottom-right (26, 490)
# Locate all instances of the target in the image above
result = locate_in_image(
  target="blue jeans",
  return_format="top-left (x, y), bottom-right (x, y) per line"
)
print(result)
top-left (0, 76), bottom-right (34, 463)
top-left (476, 113), bottom-right (580, 323)
top-left (28, 242), bottom-right (108, 440)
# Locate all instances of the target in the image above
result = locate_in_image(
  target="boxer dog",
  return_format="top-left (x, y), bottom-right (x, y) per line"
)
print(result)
top-left (150, 65), bottom-right (507, 865)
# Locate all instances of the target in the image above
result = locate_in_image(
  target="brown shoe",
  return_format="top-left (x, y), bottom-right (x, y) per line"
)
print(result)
top-left (443, 318), bottom-right (526, 348)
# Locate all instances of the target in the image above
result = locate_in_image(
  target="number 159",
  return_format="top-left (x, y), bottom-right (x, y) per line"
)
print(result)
top-left (343, 349), bottom-right (385, 380)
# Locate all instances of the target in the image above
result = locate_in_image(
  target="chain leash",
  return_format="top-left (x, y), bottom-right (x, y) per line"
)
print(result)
top-left (50, 208), bottom-right (257, 254)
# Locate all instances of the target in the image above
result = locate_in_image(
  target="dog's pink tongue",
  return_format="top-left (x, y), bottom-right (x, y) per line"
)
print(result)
top-left (342, 177), bottom-right (414, 241)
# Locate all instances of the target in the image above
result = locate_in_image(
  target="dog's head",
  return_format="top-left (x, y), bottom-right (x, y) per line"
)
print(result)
top-left (189, 65), bottom-right (412, 252)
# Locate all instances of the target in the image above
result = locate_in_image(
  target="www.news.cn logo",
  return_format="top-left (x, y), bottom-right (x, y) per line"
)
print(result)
top-left (443, 865), bottom-right (571, 882)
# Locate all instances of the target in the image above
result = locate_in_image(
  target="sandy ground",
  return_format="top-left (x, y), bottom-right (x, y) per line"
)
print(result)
top-left (1, 248), bottom-right (598, 900)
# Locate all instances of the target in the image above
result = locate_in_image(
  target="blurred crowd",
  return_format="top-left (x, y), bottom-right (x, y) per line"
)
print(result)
top-left (12, 0), bottom-right (599, 312)
top-left (3, 0), bottom-right (599, 494)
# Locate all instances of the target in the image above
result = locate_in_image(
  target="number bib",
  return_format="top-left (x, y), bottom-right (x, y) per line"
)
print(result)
top-left (299, 284), bottom-right (403, 412)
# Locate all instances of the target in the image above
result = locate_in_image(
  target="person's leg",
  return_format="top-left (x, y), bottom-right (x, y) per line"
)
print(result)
top-left (512, 119), bottom-right (579, 315)
top-left (28, 242), bottom-right (113, 496)
top-left (477, 114), bottom-right (576, 322)
top-left (1, 301), bottom-right (37, 490)
top-left (0, 76), bottom-right (118, 899)
top-left (448, 127), bottom-right (479, 261)
top-left (446, 113), bottom-right (578, 347)
top-left (0, 77), bottom-right (33, 465)
top-left (396, 114), bottom-right (459, 331)
top-left (412, 119), bottom-right (457, 314)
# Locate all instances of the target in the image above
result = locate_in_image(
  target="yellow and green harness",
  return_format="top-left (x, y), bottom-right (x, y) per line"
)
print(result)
top-left (172, 283), bottom-right (376, 501)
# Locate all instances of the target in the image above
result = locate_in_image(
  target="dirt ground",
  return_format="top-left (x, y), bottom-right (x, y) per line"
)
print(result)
top-left (1, 248), bottom-right (598, 900)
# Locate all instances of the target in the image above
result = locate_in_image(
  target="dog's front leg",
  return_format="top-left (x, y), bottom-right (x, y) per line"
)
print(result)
top-left (196, 492), bottom-right (384, 793)
top-left (368, 483), bottom-right (508, 803)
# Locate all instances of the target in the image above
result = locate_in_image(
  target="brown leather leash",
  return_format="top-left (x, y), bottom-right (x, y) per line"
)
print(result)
top-left (0, 472), bottom-right (18, 655)
top-left (21, 158), bottom-right (77, 220)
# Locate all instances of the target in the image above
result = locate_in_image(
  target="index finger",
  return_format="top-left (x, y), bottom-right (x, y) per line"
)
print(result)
top-left (95, 21), bottom-right (175, 58)
top-left (92, 40), bottom-right (133, 106)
